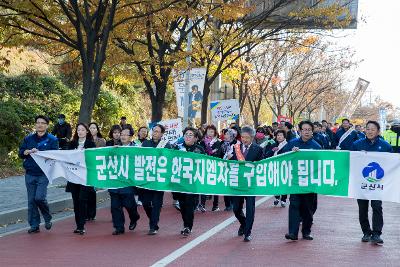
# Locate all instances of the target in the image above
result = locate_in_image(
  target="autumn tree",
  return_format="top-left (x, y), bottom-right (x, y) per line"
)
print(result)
top-left (253, 34), bottom-right (354, 122)
top-left (0, 0), bottom-right (181, 123)
top-left (192, 0), bottom-right (354, 125)
top-left (245, 41), bottom-right (290, 126)
top-left (113, 1), bottom-right (209, 122)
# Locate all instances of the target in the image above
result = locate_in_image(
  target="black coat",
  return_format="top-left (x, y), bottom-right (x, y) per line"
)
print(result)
top-left (68, 139), bottom-right (96, 150)
top-left (286, 131), bottom-right (296, 142)
top-left (66, 139), bottom-right (96, 192)
top-left (199, 139), bottom-right (222, 157)
top-left (142, 139), bottom-right (172, 149)
top-left (263, 142), bottom-right (286, 158)
top-left (177, 143), bottom-right (205, 154)
top-left (106, 139), bottom-right (122, 146)
top-left (217, 140), bottom-right (237, 159)
top-left (52, 123), bottom-right (72, 139)
top-left (231, 143), bottom-right (263, 162)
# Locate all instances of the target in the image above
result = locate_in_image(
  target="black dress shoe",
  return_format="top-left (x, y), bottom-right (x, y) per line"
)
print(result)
top-left (129, 222), bottom-right (137, 231)
top-left (28, 227), bottom-right (40, 234)
top-left (148, 229), bottom-right (158, 235)
top-left (361, 233), bottom-right (371, 242)
top-left (285, 233), bottom-right (298, 241)
top-left (45, 222), bottom-right (52, 230)
top-left (302, 234), bottom-right (313, 240)
top-left (73, 229), bottom-right (86, 235)
top-left (370, 234), bottom-right (384, 245)
top-left (238, 226), bottom-right (244, 236)
top-left (224, 206), bottom-right (233, 211)
top-left (181, 227), bottom-right (191, 236)
top-left (244, 235), bottom-right (252, 242)
top-left (112, 229), bottom-right (125, 235)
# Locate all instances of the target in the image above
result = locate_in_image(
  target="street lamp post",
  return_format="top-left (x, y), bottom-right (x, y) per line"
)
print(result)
top-left (183, 19), bottom-right (193, 128)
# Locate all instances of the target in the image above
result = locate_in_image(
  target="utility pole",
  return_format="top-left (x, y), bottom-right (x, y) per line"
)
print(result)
top-left (183, 19), bottom-right (193, 128)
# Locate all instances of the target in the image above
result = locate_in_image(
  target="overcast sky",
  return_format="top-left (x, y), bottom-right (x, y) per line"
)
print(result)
top-left (341, 0), bottom-right (400, 106)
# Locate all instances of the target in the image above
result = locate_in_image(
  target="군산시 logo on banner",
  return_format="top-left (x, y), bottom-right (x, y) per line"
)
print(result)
top-left (362, 162), bottom-right (384, 183)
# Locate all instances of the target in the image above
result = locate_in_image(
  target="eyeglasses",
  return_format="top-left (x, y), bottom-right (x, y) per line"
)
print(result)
top-left (184, 133), bottom-right (195, 137)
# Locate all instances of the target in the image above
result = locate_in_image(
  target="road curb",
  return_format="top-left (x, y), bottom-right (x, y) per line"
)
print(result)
top-left (0, 190), bottom-right (110, 226)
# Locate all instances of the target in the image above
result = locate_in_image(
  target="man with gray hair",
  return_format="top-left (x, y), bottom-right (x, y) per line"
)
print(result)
top-left (228, 125), bottom-right (263, 242)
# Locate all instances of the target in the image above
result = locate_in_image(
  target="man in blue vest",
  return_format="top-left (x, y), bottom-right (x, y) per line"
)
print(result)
top-left (282, 121), bottom-right (321, 241)
top-left (355, 125), bottom-right (366, 139)
top-left (351, 121), bottom-right (392, 245)
top-left (19, 115), bottom-right (59, 234)
top-left (335, 118), bottom-right (359, 150)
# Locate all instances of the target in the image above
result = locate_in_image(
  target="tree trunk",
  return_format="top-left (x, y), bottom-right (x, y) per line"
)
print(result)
top-left (151, 101), bottom-right (164, 122)
top-left (150, 82), bottom-right (167, 122)
top-left (77, 71), bottom-right (101, 124)
top-left (252, 108), bottom-right (260, 128)
top-left (201, 80), bottom-right (212, 125)
top-left (276, 105), bottom-right (282, 117)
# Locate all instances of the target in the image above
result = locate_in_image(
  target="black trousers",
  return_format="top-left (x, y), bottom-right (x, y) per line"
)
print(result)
top-left (200, 195), bottom-right (219, 207)
top-left (232, 196), bottom-right (255, 236)
top-left (140, 189), bottom-right (164, 230)
top-left (224, 196), bottom-right (233, 208)
top-left (86, 190), bottom-right (97, 219)
top-left (110, 192), bottom-right (140, 231)
top-left (68, 183), bottom-right (93, 230)
top-left (357, 199), bottom-right (383, 235)
top-left (173, 192), bottom-right (196, 230)
top-left (274, 195), bottom-right (288, 202)
top-left (288, 193), bottom-right (316, 236)
top-left (312, 194), bottom-right (318, 214)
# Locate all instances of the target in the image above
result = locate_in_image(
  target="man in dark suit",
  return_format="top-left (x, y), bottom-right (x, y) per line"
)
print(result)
top-left (228, 126), bottom-right (263, 242)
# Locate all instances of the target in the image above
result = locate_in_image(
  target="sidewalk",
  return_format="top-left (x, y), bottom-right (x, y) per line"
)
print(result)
top-left (0, 176), bottom-right (68, 212)
top-left (0, 176), bottom-right (109, 227)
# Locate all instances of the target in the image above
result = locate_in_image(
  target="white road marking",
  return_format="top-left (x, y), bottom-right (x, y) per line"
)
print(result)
top-left (151, 196), bottom-right (272, 267)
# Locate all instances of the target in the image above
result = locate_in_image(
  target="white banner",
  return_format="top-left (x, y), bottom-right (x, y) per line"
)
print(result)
top-left (149, 118), bottom-right (183, 145)
top-left (31, 149), bottom-right (87, 185)
top-left (348, 152), bottom-right (400, 203)
top-left (210, 99), bottom-right (240, 122)
top-left (173, 68), bottom-right (206, 118)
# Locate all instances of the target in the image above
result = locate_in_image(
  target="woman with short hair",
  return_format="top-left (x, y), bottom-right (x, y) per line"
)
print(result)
top-left (264, 129), bottom-right (288, 207)
top-left (174, 127), bottom-right (205, 236)
top-left (198, 124), bottom-right (221, 212)
top-left (106, 125), bottom-right (122, 146)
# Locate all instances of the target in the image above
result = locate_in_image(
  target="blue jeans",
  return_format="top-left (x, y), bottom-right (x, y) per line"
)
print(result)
top-left (25, 174), bottom-right (52, 228)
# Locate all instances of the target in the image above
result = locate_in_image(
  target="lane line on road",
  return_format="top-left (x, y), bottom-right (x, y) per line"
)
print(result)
top-left (150, 196), bottom-right (272, 267)
top-left (0, 213), bottom-right (76, 238)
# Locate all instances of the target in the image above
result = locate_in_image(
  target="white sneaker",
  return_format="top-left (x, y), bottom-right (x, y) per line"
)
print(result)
top-left (281, 201), bottom-right (286, 208)
top-left (137, 201), bottom-right (142, 206)
top-left (181, 227), bottom-right (192, 236)
top-left (173, 201), bottom-right (181, 211)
